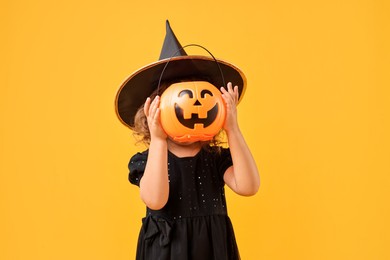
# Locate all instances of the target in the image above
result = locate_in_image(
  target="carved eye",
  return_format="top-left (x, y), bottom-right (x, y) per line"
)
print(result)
top-left (178, 90), bottom-right (193, 98)
top-left (200, 89), bottom-right (213, 98)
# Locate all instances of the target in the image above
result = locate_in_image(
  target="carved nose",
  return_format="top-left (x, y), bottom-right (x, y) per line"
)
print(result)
top-left (193, 100), bottom-right (201, 106)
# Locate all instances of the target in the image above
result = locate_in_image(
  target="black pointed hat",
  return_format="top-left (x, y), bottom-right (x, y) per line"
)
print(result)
top-left (115, 20), bottom-right (247, 128)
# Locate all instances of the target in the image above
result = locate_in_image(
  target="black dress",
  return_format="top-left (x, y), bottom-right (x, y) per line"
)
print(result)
top-left (128, 146), bottom-right (240, 260)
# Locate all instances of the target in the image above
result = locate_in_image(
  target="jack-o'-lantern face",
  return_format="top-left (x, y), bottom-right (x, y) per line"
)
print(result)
top-left (160, 81), bottom-right (226, 142)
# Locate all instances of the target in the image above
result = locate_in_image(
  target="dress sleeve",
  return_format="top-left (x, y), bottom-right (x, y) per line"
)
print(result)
top-left (128, 150), bottom-right (149, 186)
top-left (215, 147), bottom-right (233, 178)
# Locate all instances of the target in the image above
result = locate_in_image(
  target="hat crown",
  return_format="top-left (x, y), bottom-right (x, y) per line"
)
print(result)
top-left (159, 20), bottom-right (188, 60)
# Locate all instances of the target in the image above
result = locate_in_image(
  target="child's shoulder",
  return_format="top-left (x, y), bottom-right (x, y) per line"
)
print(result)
top-left (130, 149), bottom-right (149, 162)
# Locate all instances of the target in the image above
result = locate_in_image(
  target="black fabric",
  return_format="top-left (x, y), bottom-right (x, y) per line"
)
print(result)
top-left (159, 20), bottom-right (188, 60)
top-left (128, 146), bottom-right (240, 260)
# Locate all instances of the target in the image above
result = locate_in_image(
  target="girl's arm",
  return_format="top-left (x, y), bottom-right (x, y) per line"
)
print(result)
top-left (139, 96), bottom-right (170, 210)
top-left (221, 83), bottom-right (260, 196)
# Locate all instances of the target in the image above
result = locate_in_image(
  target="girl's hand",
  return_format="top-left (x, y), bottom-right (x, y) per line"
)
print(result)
top-left (221, 83), bottom-right (260, 196)
top-left (220, 82), bottom-right (239, 133)
top-left (144, 96), bottom-right (167, 141)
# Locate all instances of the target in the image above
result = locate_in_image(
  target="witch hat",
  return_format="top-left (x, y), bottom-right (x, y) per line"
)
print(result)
top-left (159, 20), bottom-right (188, 59)
top-left (115, 20), bottom-right (246, 129)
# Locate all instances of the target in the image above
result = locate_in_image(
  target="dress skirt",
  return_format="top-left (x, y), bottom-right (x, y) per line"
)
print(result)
top-left (136, 214), bottom-right (240, 260)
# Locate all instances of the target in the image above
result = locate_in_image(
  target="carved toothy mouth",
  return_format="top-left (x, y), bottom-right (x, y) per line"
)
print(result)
top-left (174, 103), bottom-right (219, 129)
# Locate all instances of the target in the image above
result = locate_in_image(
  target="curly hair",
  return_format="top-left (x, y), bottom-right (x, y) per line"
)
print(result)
top-left (130, 79), bottom-right (227, 149)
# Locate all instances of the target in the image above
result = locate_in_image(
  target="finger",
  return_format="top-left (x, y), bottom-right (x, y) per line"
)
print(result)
top-left (220, 87), bottom-right (232, 103)
top-left (227, 82), bottom-right (234, 94)
top-left (225, 83), bottom-right (236, 101)
top-left (154, 107), bottom-right (161, 122)
top-left (221, 93), bottom-right (233, 107)
top-left (221, 84), bottom-right (234, 97)
top-left (149, 96), bottom-right (160, 118)
top-left (234, 85), bottom-right (239, 103)
top-left (144, 97), bottom-right (151, 116)
top-left (220, 86), bottom-right (228, 94)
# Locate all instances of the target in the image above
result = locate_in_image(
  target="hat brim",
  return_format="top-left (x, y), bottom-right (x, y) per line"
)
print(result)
top-left (115, 55), bottom-right (247, 128)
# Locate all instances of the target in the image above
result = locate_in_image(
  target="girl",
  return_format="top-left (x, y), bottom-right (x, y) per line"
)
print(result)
top-left (128, 81), bottom-right (260, 259)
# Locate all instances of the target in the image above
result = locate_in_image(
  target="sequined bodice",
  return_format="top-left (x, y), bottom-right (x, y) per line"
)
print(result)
top-left (147, 150), bottom-right (228, 220)
top-left (129, 147), bottom-right (233, 221)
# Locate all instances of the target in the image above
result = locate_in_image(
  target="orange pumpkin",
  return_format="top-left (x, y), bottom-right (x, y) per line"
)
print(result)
top-left (160, 81), bottom-right (226, 142)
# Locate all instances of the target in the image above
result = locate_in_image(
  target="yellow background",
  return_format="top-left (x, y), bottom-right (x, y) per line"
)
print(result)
top-left (1, 0), bottom-right (389, 259)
